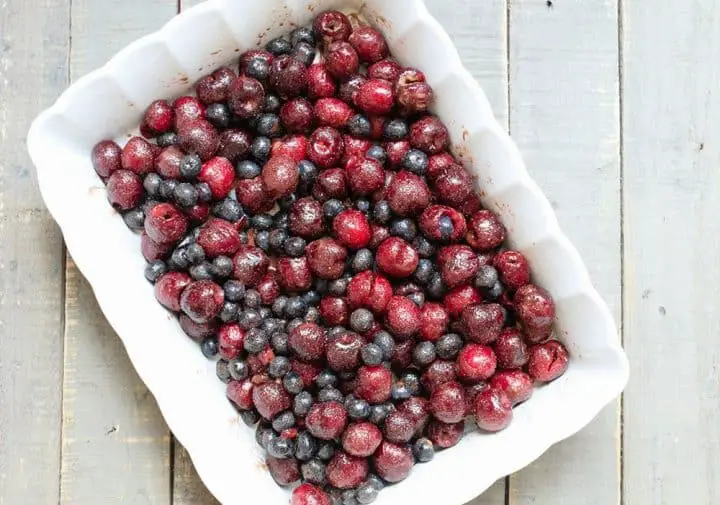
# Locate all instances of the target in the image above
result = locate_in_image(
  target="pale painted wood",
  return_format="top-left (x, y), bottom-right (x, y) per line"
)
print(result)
top-left (622, 1), bottom-right (720, 503)
top-left (60, 1), bottom-right (176, 503)
top-left (0, 1), bottom-right (69, 504)
top-left (507, 1), bottom-right (622, 504)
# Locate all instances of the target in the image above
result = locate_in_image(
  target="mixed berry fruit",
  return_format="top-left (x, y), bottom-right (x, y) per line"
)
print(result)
top-left (92, 11), bottom-right (569, 505)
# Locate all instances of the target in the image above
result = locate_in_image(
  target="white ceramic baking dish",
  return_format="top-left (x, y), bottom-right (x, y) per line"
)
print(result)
top-left (27, 0), bottom-right (629, 503)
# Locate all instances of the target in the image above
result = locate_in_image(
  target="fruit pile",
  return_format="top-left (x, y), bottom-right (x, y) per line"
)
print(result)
top-left (91, 10), bottom-right (569, 505)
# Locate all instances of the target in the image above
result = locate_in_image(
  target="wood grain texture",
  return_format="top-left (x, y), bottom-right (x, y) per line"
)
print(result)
top-left (0, 0), bottom-right (69, 504)
top-left (60, 1), bottom-right (176, 504)
top-left (424, 1), bottom-right (508, 504)
top-left (622, 1), bottom-right (720, 503)
top-left (507, 1), bottom-right (622, 504)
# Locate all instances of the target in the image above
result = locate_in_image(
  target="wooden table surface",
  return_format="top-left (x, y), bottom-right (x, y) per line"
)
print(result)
top-left (1, 0), bottom-right (718, 503)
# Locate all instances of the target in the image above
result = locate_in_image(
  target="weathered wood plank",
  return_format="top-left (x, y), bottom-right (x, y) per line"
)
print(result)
top-left (507, 1), bottom-right (622, 504)
top-left (622, 1), bottom-right (720, 503)
top-left (60, 1), bottom-right (176, 504)
top-left (0, 0), bottom-right (69, 503)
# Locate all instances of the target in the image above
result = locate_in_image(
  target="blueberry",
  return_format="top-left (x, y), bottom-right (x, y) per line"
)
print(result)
top-left (475, 265), bottom-right (500, 289)
top-left (239, 309), bottom-right (262, 329)
top-left (212, 255), bottom-right (233, 278)
top-left (487, 281), bottom-right (503, 300)
top-left (272, 411), bottom-right (296, 432)
top-left (366, 145), bottom-right (387, 164)
top-left (143, 199), bottom-right (161, 214)
top-left (168, 247), bottom-right (190, 270)
top-left (285, 296), bottom-right (307, 318)
top-left (250, 214), bottom-right (274, 230)
top-left (272, 295), bottom-right (289, 316)
top-left (413, 341), bottom-right (436, 367)
top-left (383, 118), bottom-right (408, 140)
top-left (436, 333), bottom-right (463, 359)
top-left (304, 307), bottom-right (319, 323)
top-left (317, 441), bottom-right (335, 461)
top-left (391, 381), bottom-right (412, 400)
top-left (390, 218), bottom-right (417, 241)
top-left (328, 276), bottom-right (350, 296)
top-left (368, 403), bottom-right (393, 425)
top-left (216, 359), bottom-right (231, 383)
top-left (400, 372), bottom-right (421, 395)
top-left (223, 280), bottom-right (245, 302)
top-left (284, 236), bottom-right (307, 257)
top-left (427, 272), bottom-right (446, 299)
top-left (315, 370), bottom-right (338, 389)
top-left (372, 200), bottom-right (391, 223)
top-left (173, 182), bottom-right (198, 209)
top-left (295, 432), bottom-right (318, 461)
top-left (361, 343), bottom-right (384, 366)
top-left (200, 338), bottom-right (218, 358)
top-left (157, 132), bottom-right (179, 147)
top-left (407, 291), bottom-right (424, 307)
top-left (347, 398), bottom-right (370, 419)
top-left (402, 149), bottom-right (428, 175)
top-left (143, 172), bottom-right (162, 196)
top-left (256, 113), bottom-right (282, 138)
top-left (244, 328), bottom-right (269, 353)
top-left (258, 306), bottom-right (271, 320)
top-left (262, 317), bottom-right (285, 336)
top-left (266, 36), bottom-right (292, 55)
top-left (236, 159), bottom-right (262, 179)
top-left (302, 290), bottom-right (321, 307)
top-left (373, 331), bottom-right (395, 360)
top-left (195, 182), bottom-right (213, 203)
top-left (411, 235), bottom-right (435, 257)
top-left (291, 26), bottom-right (316, 46)
top-left (352, 249), bottom-right (374, 272)
top-left (347, 114), bottom-right (372, 137)
top-left (268, 229), bottom-right (288, 251)
top-left (356, 483), bottom-right (379, 504)
top-left (244, 289), bottom-right (261, 309)
top-left (301, 459), bottom-right (327, 486)
top-left (327, 326), bottom-right (348, 340)
top-left (438, 215), bottom-right (454, 240)
top-left (314, 278), bottom-right (329, 294)
top-left (255, 230), bottom-right (270, 252)
top-left (212, 198), bottom-right (244, 222)
top-left (158, 179), bottom-right (177, 200)
top-left (251, 136), bottom-right (271, 161)
top-left (264, 94), bottom-right (281, 112)
top-left (413, 259), bottom-right (435, 286)
top-left (278, 194), bottom-right (296, 211)
top-left (123, 208), bottom-right (145, 231)
top-left (219, 301), bottom-right (239, 322)
top-left (293, 41), bottom-right (316, 66)
top-left (323, 199), bottom-right (344, 219)
top-left (206, 103), bottom-right (231, 129)
top-left (246, 57), bottom-right (271, 81)
top-left (298, 160), bottom-right (318, 187)
top-left (365, 475), bottom-right (384, 491)
top-left (228, 359), bottom-right (249, 380)
top-left (189, 261), bottom-right (214, 280)
top-left (240, 409), bottom-right (260, 426)
top-left (283, 371), bottom-right (304, 394)
top-left (318, 386), bottom-right (344, 403)
top-left (185, 243), bottom-right (205, 265)
top-left (293, 391), bottom-right (314, 416)
top-left (269, 356), bottom-right (292, 378)
top-left (350, 308), bottom-right (374, 333)
top-left (267, 436), bottom-right (295, 459)
top-left (180, 154), bottom-right (202, 179)
top-left (341, 490), bottom-right (358, 505)
top-left (413, 438), bottom-right (435, 463)
top-left (256, 425), bottom-right (275, 449)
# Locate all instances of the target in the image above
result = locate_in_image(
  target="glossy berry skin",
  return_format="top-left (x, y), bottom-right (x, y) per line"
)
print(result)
top-left (228, 75), bottom-right (265, 118)
top-left (306, 401), bottom-right (348, 440)
top-left (313, 168), bottom-right (347, 202)
top-left (178, 120), bottom-right (220, 161)
top-left (473, 386), bottom-right (513, 432)
top-left (429, 381), bottom-right (467, 424)
top-left (307, 126), bottom-right (344, 168)
top-left (444, 285), bottom-right (482, 318)
top-left (267, 455), bottom-right (300, 486)
top-left (154, 272), bottom-right (192, 312)
top-left (326, 332), bottom-right (364, 372)
top-left (493, 250), bottom-right (531, 291)
top-left (355, 365), bottom-right (392, 404)
top-left (355, 79), bottom-right (394, 115)
top-left (232, 246), bottom-right (269, 287)
top-left (384, 295), bottom-right (421, 340)
top-left (314, 97), bottom-right (353, 128)
top-left (196, 218), bottom-right (241, 258)
top-left (348, 26), bottom-right (388, 63)
top-left (456, 343), bottom-right (497, 383)
top-left (253, 381), bottom-right (292, 420)
top-left (319, 296), bottom-right (349, 326)
top-left (195, 66), bottom-right (236, 104)
top-left (106, 170), bottom-right (143, 210)
top-left (269, 55), bottom-right (308, 98)
top-left (527, 340), bottom-right (569, 382)
top-left (491, 370), bottom-right (533, 405)
top-left (376, 237), bottom-right (418, 278)
top-left (386, 171), bottom-right (431, 217)
top-left (514, 283), bottom-right (555, 341)
top-left (346, 271), bottom-right (393, 314)
top-left (180, 280), bottom-right (224, 323)
top-left (278, 257), bottom-right (313, 293)
top-left (306, 238), bottom-right (348, 280)
top-left (262, 155), bottom-right (299, 200)
top-left (217, 323), bottom-right (246, 360)
top-left (460, 303), bottom-right (505, 344)
top-left (307, 63), bottom-right (337, 99)
top-left (325, 41), bottom-right (359, 80)
top-left (341, 422), bottom-right (382, 457)
top-left (373, 441), bottom-right (414, 483)
top-left (493, 328), bottom-right (529, 369)
top-left (92, 140), bottom-right (122, 178)
top-left (326, 451), bottom-right (368, 489)
top-left (143, 99), bottom-right (173, 135)
top-left (291, 483), bottom-right (331, 505)
top-left (197, 156), bottom-right (235, 199)
top-left (466, 210), bottom-right (507, 250)
top-left (289, 197), bottom-right (324, 239)
top-left (173, 96), bottom-right (206, 129)
top-left (280, 97), bottom-right (315, 133)
top-left (395, 68), bottom-right (434, 115)
top-left (313, 10), bottom-right (352, 44)
top-left (383, 410), bottom-right (415, 443)
top-left (420, 205), bottom-right (467, 242)
top-left (427, 419), bottom-right (464, 449)
top-left (409, 115), bottom-right (449, 155)
top-left (289, 322), bottom-right (326, 361)
top-left (418, 303), bottom-right (449, 342)
top-left (333, 210), bottom-right (371, 249)
top-left (144, 203), bottom-right (188, 245)
top-left (436, 245), bottom-right (479, 288)
top-left (345, 156), bottom-right (385, 195)
top-left (120, 136), bottom-right (155, 175)
top-left (227, 379), bottom-right (254, 410)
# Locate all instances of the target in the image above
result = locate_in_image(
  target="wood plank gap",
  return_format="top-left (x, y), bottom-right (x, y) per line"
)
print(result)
top-left (617, 1), bottom-right (625, 505)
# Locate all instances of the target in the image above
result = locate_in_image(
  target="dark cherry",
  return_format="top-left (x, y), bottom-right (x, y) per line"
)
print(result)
top-left (195, 66), bottom-right (236, 104)
top-left (196, 218), bottom-right (242, 258)
top-left (384, 295), bottom-right (421, 340)
top-left (217, 129), bottom-right (252, 162)
top-left (267, 455), bottom-right (300, 486)
top-left (280, 97), bottom-right (315, 133)
top-left (198, 156), bottom-right (234, 199)
top-left (235, 177), bottom-right (269, 214)
top-left (386, 171), bottom-right (431, 216)
top-left (460, 303), bottom-right (505, 344)
top-left (338, 74), bottom-right (367, 106)
top-left (346, 271), bottom-right (393, 314)
top-left (307, 63), bottom-right (337, 99)
top-left (269, 55), bottom-right (308, 98)
top-left (262, 155), bottom-right (299, 200)
top-left (473, 386), bottom-right (512, 432)
top-left (291, 483), bottom-right (330, 505)
top-left (326, 451), bottom-right (368, 489)
top-left (427, 419), bottom-right (464, 449)
top-left (514, 283), bottom-right (555, 341)
top-left (493, 328), bottom-right (529, 369)
top-left (348, 26), bottom-right (388, 63)
top-left (427, 152), bottom-right (456, 181)
top-left (272, 134), bottom-right (308, 162)
top-left (217, 323), bottom-right (246, 360)
top-left (409, 115), bottom-right (449, 155)
top-left (179, 314), bottom-right (219, 341)
top-left (384, 140), bottom-right (411, 169)
top-left (398, 396), bottom-right (430, 436)
top-left (420, 205), bottom-right (467, 242)
top-left (383, 410), bottom-right (415, 443)
top-left (467, 210), bottom-right (507, 250)
top-left (232, 246), bottom-right (269, 286)
top-left (172, 96), bottom-right (206, 129)
top-left (289, 197), bottom-right (325, 239)
top-left (307, 126), bottom-right (344, 168)
top-left (120, 136), bottom-right (154, 174)
top-left (444, 285), bottom-right (482, 318)
top-left (142, 99), bottom-right (173, 135)
top-left (368, 58), bottom-right (402, 82)
top-left (144, 203), bottom-right (188, 244)
top-left (341, 422), bottom-right (383, 457)
top-left (355, 365), bottom-right (392, 404)
top-left (253, 381), bottom-right (292, 420)
top-left (491, 370), bottom-right (533, 405)
top-left (141, 232), bottom-right (173, 261)
top-left (324, 41), bottom-right (359, 80)
top-left (180, 280), bottom-right (224, 323)
top-left (278, 257), bottom-right (313, 292)
top-left (312, 168), bottom-right (347, 201)
top-left (527, 340), bottom-right (569, 382)
top-left (92, 139), bottom-right (122, 178)
top-left (289, 322), bottom-right (326, 361)
top-left (313, 10), bottom-right (352, 44)
top-left (345, 156), bottom-right (385, 196)
top-left (374, 441), bottom-right (413, 483)
top-left (456, 343), bottom-right (496, 383)
top-left (314, 97), bottom-right (353, 128)
top-left (418, 302), bottom-right (449, 342)
top-left (436, 245), bottom-right (479, 288)
top-left (306, 401), bottom-right (348, 440)
top-left (326, 331), bottom-right (364, 372)
top-left (306, 238), bottom-right (348, 279)
top-left (154, 146), bottom-right (183, 179)
top-left (493, 250), bottom-right (531, 292)
top-left (395, 68), bottom-right (434, 115)
top-left (154, 271), bottom-right (192, 312)
top-left (355, 79), bottom-right (394, 116)
top-left (227, 379), bottom-right (254, 410)
top-left (227, 75), bottom-right (265, 118)
top-left (434, 164), bottom-right (474, 207)
top-left (106, 170), bottom-right (143, 210)
top-left (376, 237), bottom-right (418, 278)
top-left (319, 296), bottom-right (349, 326)
top-left (333, 210), bottom-right (371, 249)
top-left (178, 119), bottom-right (220, 161)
